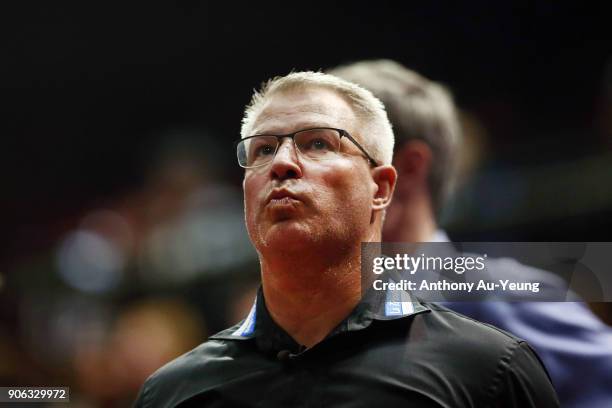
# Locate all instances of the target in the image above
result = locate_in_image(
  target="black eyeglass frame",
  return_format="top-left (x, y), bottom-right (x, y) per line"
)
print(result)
top-left (235, 127), bottom-right (379, 169)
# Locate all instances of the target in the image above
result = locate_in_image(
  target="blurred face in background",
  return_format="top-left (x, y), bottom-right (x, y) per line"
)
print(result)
top-left (242, 86), bottom-right (378, 256)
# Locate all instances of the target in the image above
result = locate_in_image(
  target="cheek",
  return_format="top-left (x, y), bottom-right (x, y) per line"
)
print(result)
top-left (243, 173), bottom-right (265, 224)
top-left (319, 165), bottom-right (372, 217)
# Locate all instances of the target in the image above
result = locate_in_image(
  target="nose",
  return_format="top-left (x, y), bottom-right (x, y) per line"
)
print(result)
top-left (269, 138), bottom-right (302, 181)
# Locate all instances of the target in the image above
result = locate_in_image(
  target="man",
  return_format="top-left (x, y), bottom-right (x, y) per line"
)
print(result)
top-left (330, 59), bottom-right (612, 408)
top-left (135, 72), bottom-right (558, 407)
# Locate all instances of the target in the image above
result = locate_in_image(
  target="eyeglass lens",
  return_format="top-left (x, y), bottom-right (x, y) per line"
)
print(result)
top-left (238, 129), bottom-right (342, 168)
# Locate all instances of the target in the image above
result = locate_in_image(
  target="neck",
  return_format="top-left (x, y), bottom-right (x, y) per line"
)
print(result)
top-left (384, 191), bottom-right (437, 242)
top-left (260, 231), bottom-right (379, 348)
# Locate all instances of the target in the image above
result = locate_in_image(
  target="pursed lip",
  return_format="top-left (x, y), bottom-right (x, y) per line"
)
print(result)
top-left (266, 188), bottom-right (302, 204)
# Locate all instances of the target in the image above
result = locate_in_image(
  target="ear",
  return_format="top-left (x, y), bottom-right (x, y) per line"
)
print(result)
top-left (394, 140), bottom-right (432, 193)
top-left (371, 165), bottom-right (397, 211)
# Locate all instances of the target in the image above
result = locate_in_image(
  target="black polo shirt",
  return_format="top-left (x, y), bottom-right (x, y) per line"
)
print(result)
top-left (135, 288), bottom-right (559, 407)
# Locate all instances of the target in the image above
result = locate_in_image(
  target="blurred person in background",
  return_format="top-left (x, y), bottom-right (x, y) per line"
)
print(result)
top-left (329, 59), bottom-right (612, 408)
top-left (135, 71), bottom-right (558, 407)
top-left (2, 130), bottom-right (254, 406)
top-left (72, 299), bottom-right (204, 406)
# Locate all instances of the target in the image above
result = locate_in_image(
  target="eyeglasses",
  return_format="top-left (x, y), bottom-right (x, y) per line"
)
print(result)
top-left (236, 127), bottom-right (379, 169)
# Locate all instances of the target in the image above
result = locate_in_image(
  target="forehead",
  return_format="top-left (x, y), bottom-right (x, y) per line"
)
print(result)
top-left (250, 86), bottom-right (358, 135)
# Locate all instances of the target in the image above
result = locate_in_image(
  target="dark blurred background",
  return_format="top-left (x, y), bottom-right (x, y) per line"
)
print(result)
top-left (1, 2), bottom-right (612, 406)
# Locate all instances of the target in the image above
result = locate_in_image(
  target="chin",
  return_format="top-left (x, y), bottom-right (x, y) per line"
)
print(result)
top-left (267, 220), bottom-right (311, 245)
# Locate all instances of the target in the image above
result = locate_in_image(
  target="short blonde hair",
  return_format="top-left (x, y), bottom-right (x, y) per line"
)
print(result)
top-left (241, 71), bottom-right (395, 165)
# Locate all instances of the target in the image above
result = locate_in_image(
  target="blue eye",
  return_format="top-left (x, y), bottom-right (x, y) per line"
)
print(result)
top-left (311, 139), bottom-right (329, 150)
top-left (253, 144), bottom-right (275, 157)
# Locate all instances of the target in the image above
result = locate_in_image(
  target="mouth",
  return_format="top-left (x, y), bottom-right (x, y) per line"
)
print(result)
top-left (266, 188), bottom-right (302, 204)
top-left (265, 189), bottom-right (305, 216)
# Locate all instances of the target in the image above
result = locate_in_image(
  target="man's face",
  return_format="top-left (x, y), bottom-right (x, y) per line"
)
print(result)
top-left (243, 86), bottom-right (377, 254)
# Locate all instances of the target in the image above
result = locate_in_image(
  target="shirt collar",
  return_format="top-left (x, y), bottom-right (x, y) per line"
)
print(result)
top-left (211, 285), bottom-right (430, 351)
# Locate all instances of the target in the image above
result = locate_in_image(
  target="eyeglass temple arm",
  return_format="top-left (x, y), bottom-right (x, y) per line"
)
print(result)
top-left (340, 131), bottom-right (379, 167)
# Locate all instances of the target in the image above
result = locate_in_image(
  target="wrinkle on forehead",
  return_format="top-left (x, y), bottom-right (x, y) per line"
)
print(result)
top-left (250, 88), bottom-right (359, 135)
top-left (252, 112), bottom-right (349, 135)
